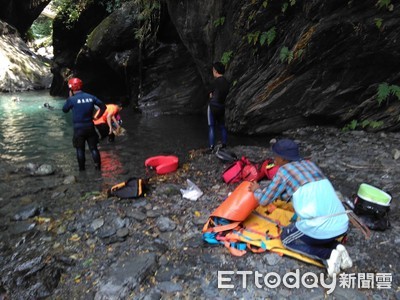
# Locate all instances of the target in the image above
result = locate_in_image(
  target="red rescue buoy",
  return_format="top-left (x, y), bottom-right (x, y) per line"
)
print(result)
top-left (145, 155), bottom-right (179, 175)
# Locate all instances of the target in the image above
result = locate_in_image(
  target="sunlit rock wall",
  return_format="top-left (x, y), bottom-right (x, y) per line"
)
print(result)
top-left (0, 21), bottom-right (52, 92)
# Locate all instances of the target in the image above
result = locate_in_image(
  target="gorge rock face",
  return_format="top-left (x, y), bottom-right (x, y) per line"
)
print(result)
top-left (13, 0), bottom-right (399, 133)
top-left (0, 21), bottom-right (52, 92)
top-left (72, 1), bottom-right (140, 99)
top-left (51, 1), bottom-right (206, 113)
top-left (136, 42), bottom-right (206, 115)
top-left (166, 0), bottom-right (400, 133)
top-left (0, 0), bottom-right (50, 35)
top-left (50, 1), bottom-right (110, 96)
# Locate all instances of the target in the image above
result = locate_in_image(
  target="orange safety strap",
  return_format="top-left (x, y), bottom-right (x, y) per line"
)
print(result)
top-left (202, 219), bottom-right (241, 233)
top-left (110, 181), bottom-right (127, 192)
top-left (137, 179), bottom-right (142, 196)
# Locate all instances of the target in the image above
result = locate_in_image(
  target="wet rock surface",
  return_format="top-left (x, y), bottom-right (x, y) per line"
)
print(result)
top-left (0, 21), bottom-right (52, 93)
top-left (0, 126), bottom-right (399, 299)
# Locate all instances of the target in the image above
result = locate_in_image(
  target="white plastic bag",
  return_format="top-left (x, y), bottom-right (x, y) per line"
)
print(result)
top-left (180, 179), bottom-right (203, 201)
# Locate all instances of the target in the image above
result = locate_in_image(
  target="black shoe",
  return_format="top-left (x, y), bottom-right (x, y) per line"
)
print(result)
top-left (206, 146), bottom-right (215, 154)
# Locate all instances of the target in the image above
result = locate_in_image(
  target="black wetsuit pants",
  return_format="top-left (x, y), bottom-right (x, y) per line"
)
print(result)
top-left (72, 126), bottom-right (100, 171)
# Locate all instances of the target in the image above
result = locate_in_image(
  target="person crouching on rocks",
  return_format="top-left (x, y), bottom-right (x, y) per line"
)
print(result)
top-left (248, 139), bottom-right (353, 277)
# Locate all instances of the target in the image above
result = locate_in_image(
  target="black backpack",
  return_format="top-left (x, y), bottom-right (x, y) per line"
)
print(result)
top-left (215, 148), bottom-right (238, 163)
top-left (108, 178), bottom-right (146, 199)
top-left (353, 195), bottom-right (391, 231)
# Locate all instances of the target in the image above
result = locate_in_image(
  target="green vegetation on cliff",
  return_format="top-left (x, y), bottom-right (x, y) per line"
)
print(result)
top-left (53, 0), bottom-right (128, 27)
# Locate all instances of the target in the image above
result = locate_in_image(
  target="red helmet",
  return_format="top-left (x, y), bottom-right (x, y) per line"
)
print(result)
top-left (68, 77), bottom-right (83, 91)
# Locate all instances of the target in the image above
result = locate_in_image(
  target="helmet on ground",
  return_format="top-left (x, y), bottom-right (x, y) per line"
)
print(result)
top-left (68, 77), bottom-right (83, 91)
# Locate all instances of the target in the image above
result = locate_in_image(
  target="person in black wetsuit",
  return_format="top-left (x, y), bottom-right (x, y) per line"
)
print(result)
top-left (62, 77), bottom-right (106, 171)
top-left (43, 103), bottom-right (54, 110)
top-left (207, 62), bottom-right (230, 153)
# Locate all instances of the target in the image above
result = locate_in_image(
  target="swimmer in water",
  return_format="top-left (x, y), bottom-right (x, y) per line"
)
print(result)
top-left (43, 103), bottom-right (54, 110)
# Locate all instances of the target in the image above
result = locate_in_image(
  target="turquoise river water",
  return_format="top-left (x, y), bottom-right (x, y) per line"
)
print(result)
top-left (0, 90), bottom-right (267, 184)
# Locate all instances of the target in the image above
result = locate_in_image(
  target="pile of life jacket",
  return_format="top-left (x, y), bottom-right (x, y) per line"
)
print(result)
top-left (202, 181), bottom-right (324, 267)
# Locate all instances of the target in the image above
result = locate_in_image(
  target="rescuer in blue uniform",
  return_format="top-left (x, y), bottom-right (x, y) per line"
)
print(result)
top-left (63, 77), bottom-right (106, 171)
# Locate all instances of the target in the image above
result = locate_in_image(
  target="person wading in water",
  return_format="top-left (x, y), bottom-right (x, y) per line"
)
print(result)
top-left (63, 77), bottom-right (106, 171)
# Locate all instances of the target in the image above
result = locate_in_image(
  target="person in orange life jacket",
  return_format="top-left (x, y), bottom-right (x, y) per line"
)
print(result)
top-left (248, 139), bottom-right (353, 277)
top-left (62, 77), bottom-right (106, 171)
top-left (93, 103), bottom-right (123, 142)
top-left (207, 62), bottom-right (230, 153)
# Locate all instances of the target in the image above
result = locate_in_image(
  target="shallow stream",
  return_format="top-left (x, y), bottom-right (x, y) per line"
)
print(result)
top-left (0, 91), bottom-right (268, 184)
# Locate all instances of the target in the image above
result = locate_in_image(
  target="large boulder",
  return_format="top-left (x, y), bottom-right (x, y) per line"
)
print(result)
top-left (50, 1), bottom-right (110, 96)
top-left (0, 21), bottom-right (52, 92)
top-left (72, 1), bottom-right (141, 99)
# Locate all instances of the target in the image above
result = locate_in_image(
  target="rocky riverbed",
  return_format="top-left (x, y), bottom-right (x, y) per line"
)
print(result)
top-left (0, 126), bottom-right (399, 299)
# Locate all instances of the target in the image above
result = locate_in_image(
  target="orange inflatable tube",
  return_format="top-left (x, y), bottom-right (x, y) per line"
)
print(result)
top-left (211, 181), bottom-right (259, 221)
top-left (145, 155), bottom-right (179, 175)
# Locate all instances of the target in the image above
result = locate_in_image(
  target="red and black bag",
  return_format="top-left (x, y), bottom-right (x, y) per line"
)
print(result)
top-left (242, 158), bottom-right (280, 182)
top-left (222, 157), bottom-right (263, 184)
top-left (261, 158), bottom-right (280, 180)
top-left (241, 161), bottom-right (263, 182)
top-left (222, 158), bottom-right (246, 184)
